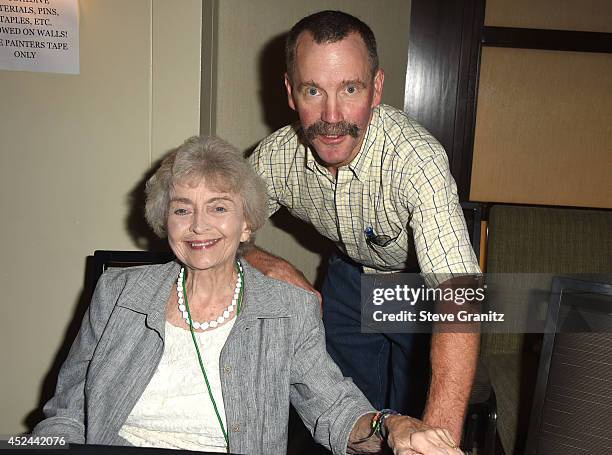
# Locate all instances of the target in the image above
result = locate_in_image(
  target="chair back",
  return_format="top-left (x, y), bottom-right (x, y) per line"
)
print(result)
top-left (526, 276), bottom-right (612, 454)
top-left (91, 250), bottom-right (175, 287)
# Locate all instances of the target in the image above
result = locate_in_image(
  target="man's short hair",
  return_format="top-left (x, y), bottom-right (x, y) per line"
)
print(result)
top-left (285, 10), bottom-right (379, 81)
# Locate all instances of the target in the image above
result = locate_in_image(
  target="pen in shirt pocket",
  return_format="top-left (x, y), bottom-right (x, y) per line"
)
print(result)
top-left (364, 226), bottom-right (393, 247)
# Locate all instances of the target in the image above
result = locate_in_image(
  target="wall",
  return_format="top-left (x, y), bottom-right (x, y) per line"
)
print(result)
top-left (214, 0), bottom-right (412, 283)
top-left (471, 48), bottom-right (612, 208)
top-left (0, 0), bottom-right (411, 434)
top-left (470, 0), bottom-right (612, 207)
top-left (0, 0), bottom-right (202, 434)
top-left (485, 0), bottom-right (612, 32)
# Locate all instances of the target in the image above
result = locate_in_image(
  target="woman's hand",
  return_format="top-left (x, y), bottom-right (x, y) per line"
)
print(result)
top-left (385, 415), bottom-right (464, 455)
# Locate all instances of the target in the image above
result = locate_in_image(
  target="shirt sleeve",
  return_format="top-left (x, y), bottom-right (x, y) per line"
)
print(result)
top-left (31, 270), bottom-right (124, 443)
top-left (248, 141), bottom-right (283, 218)
top-left (403, 152), bottom-right (481, 288)
top-left (288, 291), bottom-right (375, 455)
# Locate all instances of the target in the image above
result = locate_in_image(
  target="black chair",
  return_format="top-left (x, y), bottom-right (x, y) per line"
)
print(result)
top-left (461, 201), bottom-right (483, 261)
top-left (91, 250), bottom-right (175, 287)
top-left (463, 371), bottom-right (497, 455)
top-left (525, 276), bottom-right (612, 455)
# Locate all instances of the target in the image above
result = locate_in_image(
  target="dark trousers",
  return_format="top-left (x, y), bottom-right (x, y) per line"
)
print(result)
top-left (321, 254), bottom-right (429, 416)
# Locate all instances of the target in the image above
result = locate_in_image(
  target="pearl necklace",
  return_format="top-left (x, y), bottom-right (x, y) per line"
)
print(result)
top-left (177, 261), bottom-right (243, 330)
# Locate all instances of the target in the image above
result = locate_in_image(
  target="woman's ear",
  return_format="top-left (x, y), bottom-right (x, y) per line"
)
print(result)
top-left (240, 223), bottom-right (251, 243)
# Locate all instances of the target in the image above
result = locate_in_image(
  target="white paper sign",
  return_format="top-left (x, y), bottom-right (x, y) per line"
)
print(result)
top-left (0, 0), bottom-right (79, 74)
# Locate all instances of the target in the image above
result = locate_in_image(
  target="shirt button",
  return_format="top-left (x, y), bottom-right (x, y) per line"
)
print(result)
top-left (232, 424), bottom-right (240, 432)
top-left (224, 366), bottom-right (231, 374)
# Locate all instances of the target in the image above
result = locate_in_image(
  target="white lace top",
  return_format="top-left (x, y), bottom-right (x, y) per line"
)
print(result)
top-left (118, 319), bottom-right (235, 452)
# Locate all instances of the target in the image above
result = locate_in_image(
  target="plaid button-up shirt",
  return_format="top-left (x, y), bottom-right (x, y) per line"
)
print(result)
top-left (249, 104), bottom-right (480, 287)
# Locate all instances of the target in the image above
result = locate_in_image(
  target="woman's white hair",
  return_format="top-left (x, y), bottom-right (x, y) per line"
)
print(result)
top-left (145, 136), bottom-right (267, 253)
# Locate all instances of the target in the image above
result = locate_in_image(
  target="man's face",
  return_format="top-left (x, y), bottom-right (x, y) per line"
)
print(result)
top-left (285, 32), bottom-right (384, 174)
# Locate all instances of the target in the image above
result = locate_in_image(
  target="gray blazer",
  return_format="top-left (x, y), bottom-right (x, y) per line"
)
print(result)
top-left (32, 260), bottom-right (374, 454)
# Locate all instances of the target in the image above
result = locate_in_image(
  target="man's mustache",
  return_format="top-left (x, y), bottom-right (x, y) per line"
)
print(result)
top-left (304, 121), bottom-right (360, 141)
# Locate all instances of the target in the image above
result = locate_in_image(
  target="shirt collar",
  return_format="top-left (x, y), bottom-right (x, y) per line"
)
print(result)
top-left (347, 105), bottom-right (381, 182)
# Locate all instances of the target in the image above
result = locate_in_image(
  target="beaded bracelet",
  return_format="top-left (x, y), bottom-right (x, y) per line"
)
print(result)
top-left (372, 409), bottom-right (400, 440)
top-left (370, 410), bottom-right (383, 434)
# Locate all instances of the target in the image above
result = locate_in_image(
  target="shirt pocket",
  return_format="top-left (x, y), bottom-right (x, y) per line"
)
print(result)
top-left (365, 228), bottom-right (417, 269)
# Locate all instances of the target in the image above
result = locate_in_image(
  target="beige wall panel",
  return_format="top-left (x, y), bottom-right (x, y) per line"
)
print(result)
top-left (215, 0), bottom-right (411, 282)
top-left (151, 0), bottom-right (202, 161)
top-left (0, 0), bottom-right (201, 434)
top-left (485, 0), bottom-right (612, 33)
top-left (471, 47), bottom-right (612, 208)
top-left (200, 0), bottom-right (218, 136)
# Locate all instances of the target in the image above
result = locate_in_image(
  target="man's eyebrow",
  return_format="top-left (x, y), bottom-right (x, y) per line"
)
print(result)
top-left (342, 79), bottom-right (367, 88)
top-left (298, 80), bottom-right (320, 90)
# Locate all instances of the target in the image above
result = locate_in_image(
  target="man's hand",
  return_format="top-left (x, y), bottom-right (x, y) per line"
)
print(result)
top-left (266, 258), bottom-right (323, 304)
top-left (242, 246), bottom-right (322, 304)
top-left (385, 415), bottom-right (464, 455)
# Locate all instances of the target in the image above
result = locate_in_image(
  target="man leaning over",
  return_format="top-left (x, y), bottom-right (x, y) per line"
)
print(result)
top-left (245, 10), bottom-right (481, 443)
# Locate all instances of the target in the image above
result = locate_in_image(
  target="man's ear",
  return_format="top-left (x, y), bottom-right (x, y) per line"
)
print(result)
top-left (371, 69), bottom-right (385, 107)
top-left (284, 73), bottom-right (296, 111)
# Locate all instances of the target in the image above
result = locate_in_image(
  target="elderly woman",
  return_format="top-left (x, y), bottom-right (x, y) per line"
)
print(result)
top-left (33, 136), bottom-right (462, 454)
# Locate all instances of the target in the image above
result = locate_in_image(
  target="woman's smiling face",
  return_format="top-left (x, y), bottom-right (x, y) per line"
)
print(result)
top-left (166, 177), bottom-right (250, 273)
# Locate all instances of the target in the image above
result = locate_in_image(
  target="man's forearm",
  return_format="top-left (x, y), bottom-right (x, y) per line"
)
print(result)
top-left (242, 246), bottom-right (321, 300)
top-left (242, 245), bottom-right (283, 274)
top-left (422, 331), bottom-right (479, 442)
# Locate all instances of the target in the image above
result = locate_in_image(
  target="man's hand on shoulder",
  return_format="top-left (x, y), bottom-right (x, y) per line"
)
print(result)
top-left (243, 246), bottom-right (322, 305)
